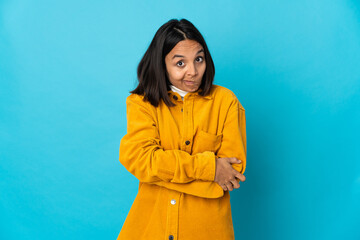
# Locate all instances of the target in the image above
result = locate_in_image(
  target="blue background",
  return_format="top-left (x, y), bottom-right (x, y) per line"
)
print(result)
top-left (1, 0), bottom-right (359, 239)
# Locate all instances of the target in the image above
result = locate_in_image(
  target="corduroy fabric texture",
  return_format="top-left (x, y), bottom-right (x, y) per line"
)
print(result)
top-left (118, 85), bottom-right (246, 240)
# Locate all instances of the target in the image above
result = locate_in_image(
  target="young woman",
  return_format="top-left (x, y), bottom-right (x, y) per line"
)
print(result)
top-left (117, 18), bottom-right (247, 240)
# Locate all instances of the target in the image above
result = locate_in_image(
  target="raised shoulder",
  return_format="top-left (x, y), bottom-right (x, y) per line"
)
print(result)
top-left (127, 93), bottom-right (150, 106)
top-left (125, 93), bottom-right (159, 124)
top-left (211, 85), bottom-right (245, 111)
top-left (126, 93), bottom-right (157, 113)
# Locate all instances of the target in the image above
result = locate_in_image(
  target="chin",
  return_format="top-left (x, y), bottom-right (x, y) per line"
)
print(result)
top-left (185, 86), bottom-right (200, 92)
top-left (181, 83), bottom-right (200, 92)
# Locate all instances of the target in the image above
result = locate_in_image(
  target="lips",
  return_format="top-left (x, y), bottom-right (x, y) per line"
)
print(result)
top-left (184, 80), bottom-right (195, 85)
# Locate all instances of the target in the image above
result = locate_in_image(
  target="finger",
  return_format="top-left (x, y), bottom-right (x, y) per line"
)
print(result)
top-left (234, 171), bottom-right (246, 182)
top-left (225, 181), bottom-right (233, 191)
top-left (228, 157), bottom-right (242, 164)
top-left (230, 178), bottom-right (240, 189)
top-left (222, 184), bottom-right (228, 191)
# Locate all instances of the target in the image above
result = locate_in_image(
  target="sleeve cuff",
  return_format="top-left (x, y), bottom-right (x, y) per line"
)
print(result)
top-left (195, 151), bottom-right (216, 181)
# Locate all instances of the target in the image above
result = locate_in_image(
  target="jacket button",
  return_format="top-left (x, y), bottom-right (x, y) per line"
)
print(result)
top-left (173, 95), bottom-right (178, 100)
top-left (171, 199), bottom-right (176, 205)
top-left (169, 235), bottom-right (174, 240)
top-left (185, 140), bottom-right (190, 145)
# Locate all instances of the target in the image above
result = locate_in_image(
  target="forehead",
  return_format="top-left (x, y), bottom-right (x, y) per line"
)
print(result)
top-left (168, 39), bottom-right (204, 55)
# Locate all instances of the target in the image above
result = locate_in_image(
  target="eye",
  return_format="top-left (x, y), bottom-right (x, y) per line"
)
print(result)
top-left (195, 56), bottom-right (204, 62)
top-left (176, 61), bottom-right (184, 67)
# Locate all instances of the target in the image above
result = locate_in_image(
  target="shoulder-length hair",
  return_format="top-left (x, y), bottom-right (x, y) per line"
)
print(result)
top-left (130, 18), bottom-right (215, 107)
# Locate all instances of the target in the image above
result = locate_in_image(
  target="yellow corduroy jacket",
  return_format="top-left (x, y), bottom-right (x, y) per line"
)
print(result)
top-left (117, 84), bottom-right (246, 240)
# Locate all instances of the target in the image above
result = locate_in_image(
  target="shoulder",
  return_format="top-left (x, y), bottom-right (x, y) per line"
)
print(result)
top-left (210, 85), bottom-right (245, 111)
top-left (127, 93), bottom-right (144, 102)
top-left (211, 85), bottom-right (237, 99)
top-left (126, 93), bottom-right (156, 111)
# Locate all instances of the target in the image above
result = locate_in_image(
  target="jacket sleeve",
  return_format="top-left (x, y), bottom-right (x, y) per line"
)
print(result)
top-left (119, 94), bottom-right (216, 184)
top-left (216, 97), bottom-right (247, 175)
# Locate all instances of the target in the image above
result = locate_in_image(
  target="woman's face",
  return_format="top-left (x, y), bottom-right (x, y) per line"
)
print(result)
top-left (165, 39), bottom-right (206, 92)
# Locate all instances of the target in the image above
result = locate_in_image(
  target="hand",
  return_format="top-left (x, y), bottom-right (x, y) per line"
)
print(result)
top-left (214, 157), bottom-right (246, 191)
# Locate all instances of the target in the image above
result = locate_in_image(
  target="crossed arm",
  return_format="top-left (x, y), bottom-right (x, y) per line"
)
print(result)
top-left (119, 95), bottom-right (246, 198)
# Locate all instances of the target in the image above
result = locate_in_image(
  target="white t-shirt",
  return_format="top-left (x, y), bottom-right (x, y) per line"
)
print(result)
top-left (169, 85), bottom-right (188, 100)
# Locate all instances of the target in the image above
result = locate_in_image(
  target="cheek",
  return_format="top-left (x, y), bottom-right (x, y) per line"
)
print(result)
top-left (168, 68), bottom-right (185, 81)
top-left (198, 64), bottom-right (206, 76)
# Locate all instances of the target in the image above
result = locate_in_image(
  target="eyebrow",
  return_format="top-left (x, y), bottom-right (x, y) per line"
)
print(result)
top-left (172, 49), bottom-right (204, 59)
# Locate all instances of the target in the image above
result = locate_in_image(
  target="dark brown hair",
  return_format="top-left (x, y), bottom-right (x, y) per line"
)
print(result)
top-left (130, 18), bottom-right (215, 107)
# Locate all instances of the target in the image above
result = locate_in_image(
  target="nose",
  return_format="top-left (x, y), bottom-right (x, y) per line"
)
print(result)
top-left (186, 63), bottom-right (198, 77)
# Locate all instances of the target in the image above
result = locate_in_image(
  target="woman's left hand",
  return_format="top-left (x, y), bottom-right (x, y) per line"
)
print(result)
top-left (214, 157), bottom-right (246, 191)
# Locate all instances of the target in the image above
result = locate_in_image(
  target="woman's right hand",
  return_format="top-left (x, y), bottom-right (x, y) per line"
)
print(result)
top-left (214, 157), bottom-right (246, 191)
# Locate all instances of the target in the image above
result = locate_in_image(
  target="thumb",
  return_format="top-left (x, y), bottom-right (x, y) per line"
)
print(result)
top-left (228, 157), bottom-right (241, 164)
